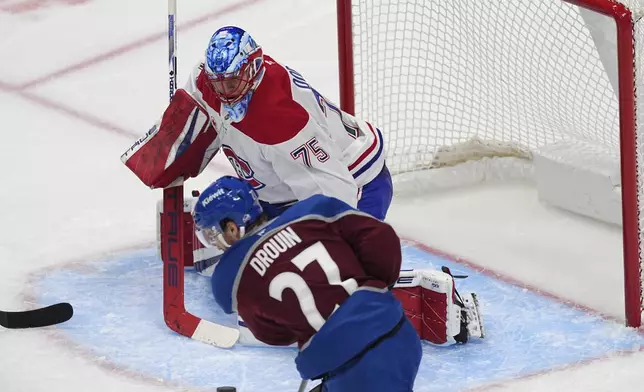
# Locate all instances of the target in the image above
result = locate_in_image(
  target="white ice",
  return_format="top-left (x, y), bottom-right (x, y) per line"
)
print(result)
top-left (0, 0), bottom-right (643, 391)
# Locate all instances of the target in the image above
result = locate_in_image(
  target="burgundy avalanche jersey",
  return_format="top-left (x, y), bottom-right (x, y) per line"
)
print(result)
top-left (211, 195), bottom-right (402, 348)
top-left (183, 56), bottom-right (385, 207)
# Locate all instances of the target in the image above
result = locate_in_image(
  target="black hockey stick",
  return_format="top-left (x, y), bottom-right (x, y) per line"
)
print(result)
top-left (0, 302), bottom-right (73, 329)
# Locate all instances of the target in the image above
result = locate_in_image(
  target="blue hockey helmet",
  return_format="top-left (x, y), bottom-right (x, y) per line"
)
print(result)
top-left (204, 26), bottom-right (264, 106)
top-left (192, 176), bottom-right (263, 248)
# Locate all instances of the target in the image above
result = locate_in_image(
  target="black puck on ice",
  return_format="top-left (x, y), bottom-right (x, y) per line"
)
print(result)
top-left (216, 388), bottom-right (236, 392)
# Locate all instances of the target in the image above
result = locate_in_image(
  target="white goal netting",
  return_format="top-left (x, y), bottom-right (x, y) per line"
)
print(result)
top-left (345, 0), bottom-right (644, 326)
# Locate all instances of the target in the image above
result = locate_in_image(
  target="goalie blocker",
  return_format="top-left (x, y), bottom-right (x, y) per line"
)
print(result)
top-left (121, 89), bottom-right (220, 189)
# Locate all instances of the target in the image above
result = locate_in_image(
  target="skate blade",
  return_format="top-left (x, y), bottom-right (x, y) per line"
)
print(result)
top-left (469, 292), bottom-right (485, 339)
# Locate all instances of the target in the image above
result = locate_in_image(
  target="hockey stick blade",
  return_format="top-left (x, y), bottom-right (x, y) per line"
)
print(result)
top-left (191, 319), bottom-right (239, 348)
top-left (165, 313), bottom-right (239, 348)
top-left (0, 302), bottom-right (73, 329)
top-left (164, 305), bottom-right (239, 348)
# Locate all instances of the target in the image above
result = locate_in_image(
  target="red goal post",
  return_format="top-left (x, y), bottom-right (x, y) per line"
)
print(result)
top-left (336, 0), bottom-right (644, 328)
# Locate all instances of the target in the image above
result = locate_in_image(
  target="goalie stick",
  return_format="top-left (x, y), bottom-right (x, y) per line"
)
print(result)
top-left (0, 302), bottom-right (73, 329)
top-left (160, 0), bottom-right (239, 349)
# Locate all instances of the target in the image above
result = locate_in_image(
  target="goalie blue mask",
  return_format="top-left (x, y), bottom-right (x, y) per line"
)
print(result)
top-left (204, 26), bottom-right (264, 122)
top-left (222, 88), bottom-right (258, 123)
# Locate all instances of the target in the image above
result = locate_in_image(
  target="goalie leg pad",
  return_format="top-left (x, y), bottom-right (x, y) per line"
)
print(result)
top-left (392, 269), bottom-right (484, 345)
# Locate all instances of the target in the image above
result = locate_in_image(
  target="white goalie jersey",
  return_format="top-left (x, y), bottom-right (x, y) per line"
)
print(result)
top-left (183, 55), bottom-right (385, 207)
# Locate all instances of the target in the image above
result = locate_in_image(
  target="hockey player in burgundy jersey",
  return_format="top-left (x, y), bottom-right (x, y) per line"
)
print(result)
top-left (184, 25), bottom-right (393, 220)
top-left (192, 176), bottom-right (421, 392)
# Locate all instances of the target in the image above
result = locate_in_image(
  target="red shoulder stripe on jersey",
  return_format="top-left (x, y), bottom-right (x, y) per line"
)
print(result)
top-left (348, 122), bottom-right (379, 171)
top-left (232, 58), bottom-right (309, 145)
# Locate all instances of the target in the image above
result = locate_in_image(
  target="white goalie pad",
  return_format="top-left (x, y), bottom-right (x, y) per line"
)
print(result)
top-left (392, 269), bottom-right (484, 345)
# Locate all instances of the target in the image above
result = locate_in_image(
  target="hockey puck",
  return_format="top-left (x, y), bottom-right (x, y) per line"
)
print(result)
top-left (216, 388), bottom-right (236, 392)
top-left (192, 190), bottom-right (200, 197)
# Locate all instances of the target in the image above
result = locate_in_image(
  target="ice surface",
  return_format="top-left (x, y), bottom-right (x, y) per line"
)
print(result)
top-left (2, 0), bottom-right (644, 391)
top-left (31, 245), bottom-right (644, 391)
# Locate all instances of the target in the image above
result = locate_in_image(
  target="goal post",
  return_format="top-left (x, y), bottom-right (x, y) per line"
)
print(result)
top-left (561, 0), bottom-right (641, 331)
top-left (336, 0), bottom-right (644, 328)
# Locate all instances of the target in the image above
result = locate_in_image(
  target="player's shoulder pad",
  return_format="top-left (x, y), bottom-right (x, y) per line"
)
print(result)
top-left (233, 56), bottom-right (309, 145)
top-left (276, 194), bottom-right (360, 224)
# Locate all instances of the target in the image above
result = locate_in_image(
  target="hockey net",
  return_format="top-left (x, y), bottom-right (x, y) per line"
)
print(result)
top-left (337, 0), bottom-right (644, 327)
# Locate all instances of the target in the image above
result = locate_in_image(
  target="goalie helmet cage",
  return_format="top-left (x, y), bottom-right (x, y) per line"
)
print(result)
top-left (336, 0), bottom-right (644, 328)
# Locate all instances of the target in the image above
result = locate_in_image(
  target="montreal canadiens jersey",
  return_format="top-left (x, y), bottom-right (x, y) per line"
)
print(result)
top-left (211, 195), bottom-right (404, 379)
top-left (183, 56), bottom-right (386, 208)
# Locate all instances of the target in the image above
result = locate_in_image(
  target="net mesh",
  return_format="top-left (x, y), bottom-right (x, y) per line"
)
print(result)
top-left (351, 0), bottom-right (622, 173)
top-left (347, 0), bottom-right (644, 325)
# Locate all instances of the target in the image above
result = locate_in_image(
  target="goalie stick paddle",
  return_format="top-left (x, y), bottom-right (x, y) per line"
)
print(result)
top-left (0, 302), bottom-right (73, 329)
top-left (160, 0), bottom-right (239, 350)
top-left (161, 188), bottom-right (240, 349)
